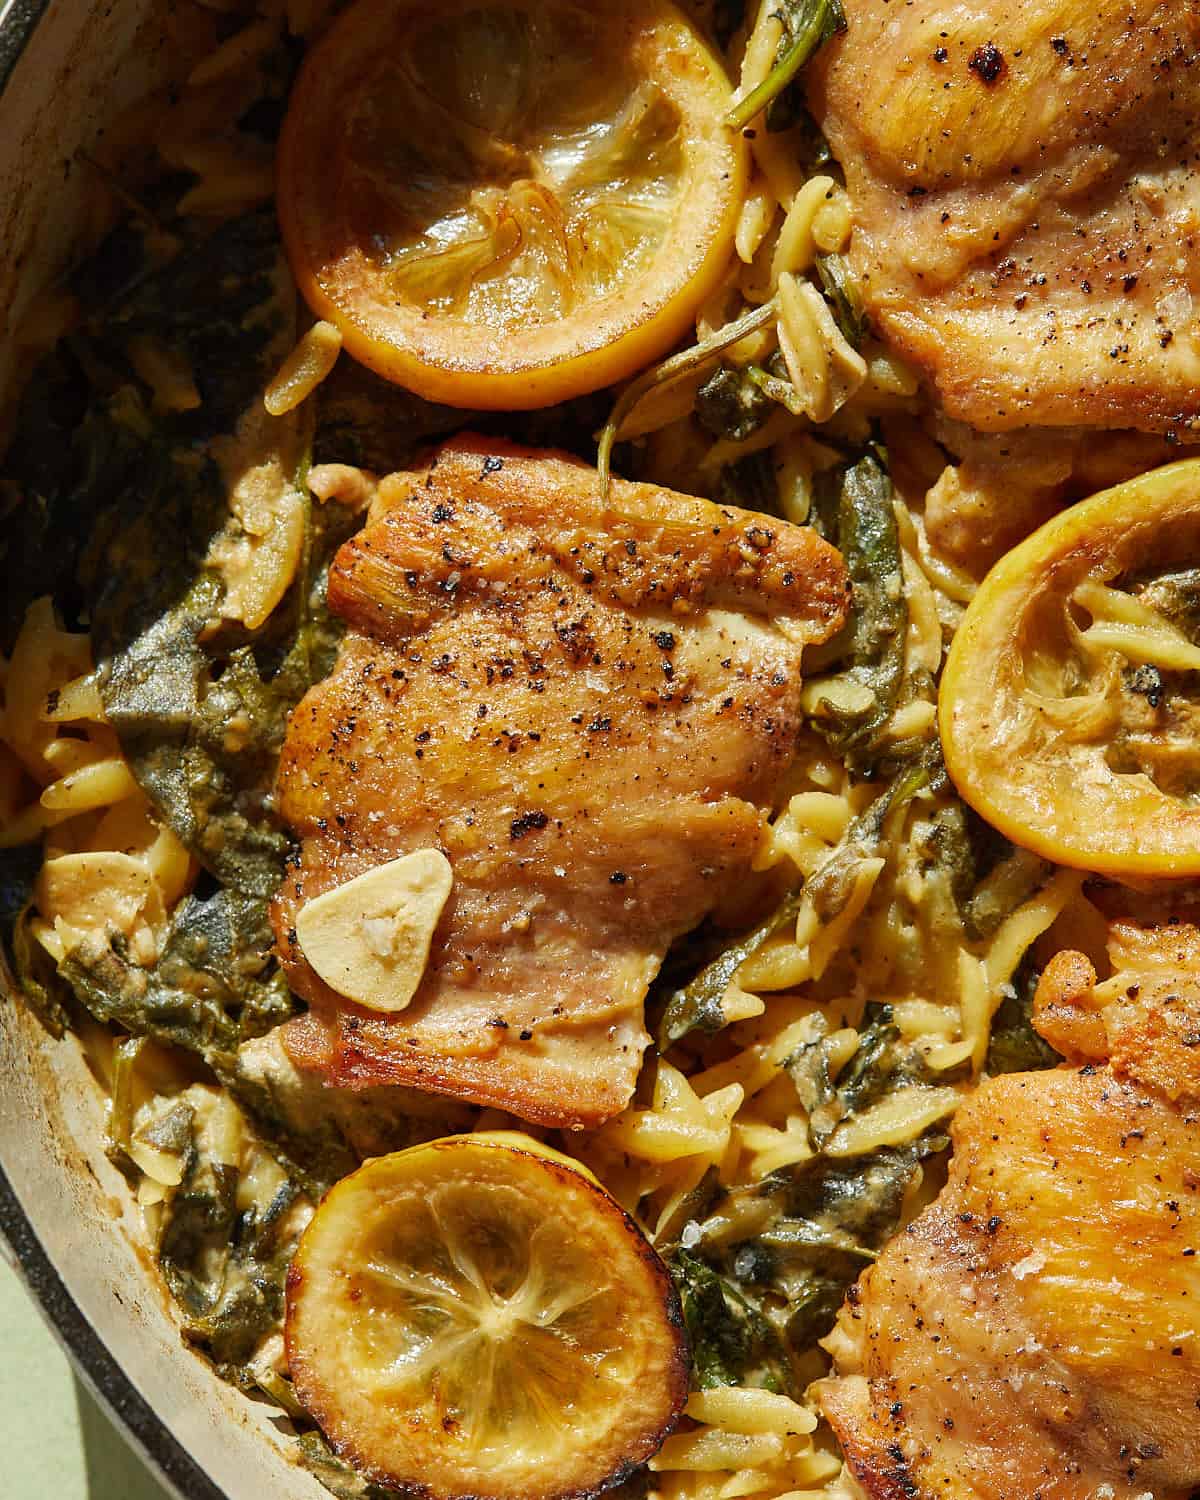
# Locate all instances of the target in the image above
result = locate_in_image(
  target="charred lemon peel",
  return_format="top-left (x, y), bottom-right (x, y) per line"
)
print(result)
top-left (285, 1133), bottom-right (689, 1500)
top-left (277, 0), bottom-right (746, 409)
top-left (940, 458), bottom-right (1200, 877)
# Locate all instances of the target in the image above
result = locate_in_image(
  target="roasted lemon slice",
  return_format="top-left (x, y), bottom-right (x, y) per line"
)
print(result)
top-left (940, 459), bottom-right (1200, 877)
top-left (285, 1132), bottom-right (688, 1498)
top-left (276, 0), bottom-right (745, 409)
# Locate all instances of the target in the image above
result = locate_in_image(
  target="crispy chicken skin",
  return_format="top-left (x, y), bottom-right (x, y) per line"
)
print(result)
top-left (810, 0), bottom-right (1200, 433)
top-left (818, 914), bottom-right (1200, 1500)
top-left (272, 438), bottom-right (849, 1128)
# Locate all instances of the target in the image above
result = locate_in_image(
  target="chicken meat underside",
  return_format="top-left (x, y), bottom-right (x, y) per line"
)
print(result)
top-left (811, 0), bottom-right (1200, 433)
top-left (272, 437), bottom-right (849, 1128)
top-left (819, 908), bottom-right (1200, 1500)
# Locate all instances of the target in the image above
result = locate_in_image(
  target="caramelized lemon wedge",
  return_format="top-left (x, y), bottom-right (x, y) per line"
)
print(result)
top-left (940, 459), bottom-right (1200, 877)
top-left (285, 1132), bottom-right (689, 1498)
top-left (276, 0), bottom-right (745, 409)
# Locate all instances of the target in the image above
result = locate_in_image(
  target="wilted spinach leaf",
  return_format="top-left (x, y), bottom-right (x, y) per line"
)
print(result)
top-left (159, 1122), bottom-right (301, 1372)
top-left (815, 253), bottom-right (867, 348)
top-left (297, 1432), bottom-right (401, 1500)
top-left (964, 844), bottom-right (1052, 943)
top-left (658, 887), bottom-right (805, 1048)
top-left (99, 210), bottom-right (290, 446)
top-left (673, 1134), bottom-right (946, 1369)
top-left (805, 454), bottom-right (907, 759)
top-left (717, 450), bottom-right (779, 515)
top-left (834, 1002), bottom-right (926, 1111)
top-left (69, 217), bottom-right (362, 895)
top-left (696, 363), bottom-right (773, 442)
top-left (986, 957), bottom-right (1060, 1075)
top-left (667, 1247), bottom-right (792, 1391)
top-left (787, 1002), bottom-right (942, 1150)
top-left (763, 1141), bottom-right (940, 1348)
top-left (84, 376), bottom-right (361, 891)
top-left (60, 886), bottom-right (292, 1065)
top-left (727, 0), bottom-right (847, 132)
top-left (801, 750), bottom-right (932, 930)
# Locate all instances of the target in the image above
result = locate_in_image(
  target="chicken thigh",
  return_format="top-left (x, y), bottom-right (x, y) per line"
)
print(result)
top-left (272, 438), bottom-right (849, 1128)
top-left (811, 0), bottom-right (1200, 433)
top-left (819, 909), bottom-right (1200, 1498)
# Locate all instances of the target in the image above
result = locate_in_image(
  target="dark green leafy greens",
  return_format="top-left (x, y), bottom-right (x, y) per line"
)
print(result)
top-left (658, 889), bottom-right (806, 1048)
top-left (695, 357), bottom-right (807, 451)
top-left (657, 752), bottom-right (933, 1050)
top-left (788, 1002), bottom-right (943, 1148)
top-left (668, 1132), bottom-right (946, 1390)
top-left (834, 1004), bottom-right (924, 1110)
top-left (97, 211), bottom-right (292, 445)
top-left (1, 213), bottom-right (289, 651)
top-left (77, 218), bottom-right (361, 898)
top-left (696, 363), bottom-right (774, 443)
top-left (297, 1433), bottom-right (405, 1500)
top-left (666, 965), bottom-right (955, 1391)
top-left (598, 298), bottom-right (779, 492)
top-left (94, 478), bottom-right (358, 899)
top-left (661, 770), bottom-right (1063, 1380)
top-left (801, 751), bottom-right (932, 928)
top-left (917, 802), bottom-right (978, 913)
top-left (806, 453), bottom-right (907, 758)
top-left (717, 449), bottom-right (780, 514)
top-left (60, 887), bottom-right (292, 1063)
top-left (59, 889), bottom-right (367, 1196)
top-left (312, 354), bottom-right (469, 474)
top-left (815, 253), bottom-right (867, 348)
top-left (757, 1139), bottom-right (943, 1350)
top-left (667, 1247), bottom-right (793, 1391)
top-left (912, 797), bottom-right (1053, 946)
top-left (157, 1117), bottom-right (302, 1372)
top-left (985, 957), bottom-right (1060, 1075)
top-left (2, 211), bottom-right (365, 898)
top-left (964, 844), bottom-right (1052, 943)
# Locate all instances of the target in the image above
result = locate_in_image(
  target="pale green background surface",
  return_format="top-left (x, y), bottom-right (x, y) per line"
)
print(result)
top-left (0, 1258), bottom-right (173, 1500)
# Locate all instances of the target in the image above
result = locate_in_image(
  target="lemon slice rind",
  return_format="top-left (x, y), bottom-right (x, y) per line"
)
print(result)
top-left (285, 1132), bottom-right (689, 1499)
top-left (940, 457), bottom-right (1200, 877)
top-left (277, 0), bottom-right (746, 409)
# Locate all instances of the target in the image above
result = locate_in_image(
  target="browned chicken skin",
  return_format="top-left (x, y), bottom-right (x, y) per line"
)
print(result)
top-left (819, 911), bottom-right (1200, 1499)
top-left (272, 438), bottom-right (848, 1128)
top-left (811, 0), bottom-right (1200, 433)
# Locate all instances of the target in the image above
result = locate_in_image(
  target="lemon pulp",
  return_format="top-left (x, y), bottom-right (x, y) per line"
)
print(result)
top-left (940, 457), bottom-right (1200, 877)
top-left (277, 0), bottom-right (745, 407)
top-left (353, 8), bottom-right (683, 326)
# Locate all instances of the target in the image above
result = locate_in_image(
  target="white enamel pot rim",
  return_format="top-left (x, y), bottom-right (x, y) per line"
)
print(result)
top-left (0, 5), bottom-right (322, 1498)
